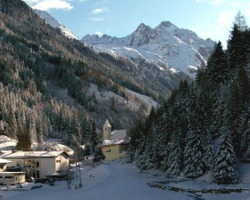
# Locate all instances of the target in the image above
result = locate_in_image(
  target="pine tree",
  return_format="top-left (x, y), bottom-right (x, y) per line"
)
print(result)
top-left (16, 125), bottom-right (32, 151)
top-left (184, 125), bottom-right (206, 178)
top-left (6, 107), bottom-right (17, 139)
top-left (127, 119), bottom-right (145, 164)
top-left (206, 41), bottom-right (228, 85)
top-left (239, 105), bottom-right (250, 158)
top-left (234, 11), bottom-right (248, 32)
top-left (226, 81), bottom-right (241, 156)
top-left (134, 139), bottom-right (147, 170)
top-left (227, 14), bottom-right (248, 73)
top-left (93, 147), bottom-right (105, 162)
top-left (203, 129), bottom-right (214, 170)
top-left (91, 121), bottom-right (99, 150)
top-left (213, 126), bottom-right (238, 184)
top-left (165, 131), bottom-right (182, 177)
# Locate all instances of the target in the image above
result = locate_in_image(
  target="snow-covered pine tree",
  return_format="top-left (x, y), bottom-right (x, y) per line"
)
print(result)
top-left (134, 140), bottom-right (147, 170)
top-left (165, 130), bottom-right (182, 177)
top-left (126, 119), bottom-right (144, 163)
top-left (150, 109), bottom-right (169, 169)
top-left (160, 111), bottom-right (173, 170)
top-left (213, 126), bottom-right (238, 184)
top-left (141, 108), bottom-right (158, 169)
top-left (184, 124), bottom-right (206, 178)
top-left (203, 128), bottom-right (214, 170)
top-left (206, 41), bottom-right (228, 86)
top-left (238, 105), bottom-right (250, 159)
top-left (90, 120), bottom-right (99, 149)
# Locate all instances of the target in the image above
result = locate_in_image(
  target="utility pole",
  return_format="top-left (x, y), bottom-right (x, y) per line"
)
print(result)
top-left (75, 154), bottom-right (78, 189)
top-left (78, 161), bottom-right (82, 187)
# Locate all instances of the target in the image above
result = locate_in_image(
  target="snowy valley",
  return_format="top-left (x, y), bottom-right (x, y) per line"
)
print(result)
top-left (0, 136), bottom-right (249, 200)
top-left (1, 158), bottom-right (250, 200)
top-left (0, 1), bottom-right (249, 200)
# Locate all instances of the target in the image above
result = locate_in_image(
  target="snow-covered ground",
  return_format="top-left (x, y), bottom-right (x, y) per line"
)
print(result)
top-left (0, 135), bottom-right (17, 150)
top-left (88, 83), bottom-right (158, 112)
top-left (1, 159), bottom-right (249, 200)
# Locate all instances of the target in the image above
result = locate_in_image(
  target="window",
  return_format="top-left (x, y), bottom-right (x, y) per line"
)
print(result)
top-left (36, 171), bottom-right (40, 179)
top-left (36, 162), bottom-right (39, 168)
top-left (56, 160), bottom-right (61, 163)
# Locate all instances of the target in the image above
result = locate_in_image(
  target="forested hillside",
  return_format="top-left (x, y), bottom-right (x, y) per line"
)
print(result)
top-left (127, 13), bottom-right (250, 184)
top-left (0, 0), bottom-right (189, 149)
top-left (0, 0), bottom-right (97, 148)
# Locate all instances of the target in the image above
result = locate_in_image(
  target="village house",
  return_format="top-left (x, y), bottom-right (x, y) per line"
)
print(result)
top-left (0, 157), bottom-right (25, 185)
top-left (2, 151), bottom-right (70, 179)
top-left (100, 119), bottom-right (129, 161)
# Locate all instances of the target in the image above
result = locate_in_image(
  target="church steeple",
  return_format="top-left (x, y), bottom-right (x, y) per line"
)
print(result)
top-left (103, 119), bottom-right (111, 140)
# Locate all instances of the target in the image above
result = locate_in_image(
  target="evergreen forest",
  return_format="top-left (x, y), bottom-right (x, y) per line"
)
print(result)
top-left (127, 13), bottom-right (250, 184)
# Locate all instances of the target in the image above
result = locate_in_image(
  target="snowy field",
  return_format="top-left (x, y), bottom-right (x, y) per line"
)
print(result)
top-left (1, 159), bottom-right (250, 200)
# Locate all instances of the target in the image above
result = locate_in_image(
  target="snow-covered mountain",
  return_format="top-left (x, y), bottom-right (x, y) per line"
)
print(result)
top-left (34, 9), bottom-right (79, 40)
top-left (82, 22), bottom-right (215, 77)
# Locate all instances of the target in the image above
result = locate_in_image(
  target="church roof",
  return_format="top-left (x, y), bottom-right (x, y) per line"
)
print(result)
top-left (104, 119), bottom-right (111, 127)
top-left (102, 139), bottom-right (130, 147)
top-left (110, 130), bottom-right (127, 140)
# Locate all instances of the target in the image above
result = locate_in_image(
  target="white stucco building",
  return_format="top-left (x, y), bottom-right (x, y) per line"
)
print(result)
top-left (2, 151), bottom-right (70, 179)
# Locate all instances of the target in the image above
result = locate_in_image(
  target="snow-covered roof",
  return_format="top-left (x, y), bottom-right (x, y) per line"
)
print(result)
top-left (0, 150), bottom-right (12, 157)
top-left (0, 157), bottom-right (12, 163)
top-left (110, 130), bottom-right (127, 140)
top-left (3, 151), bottom-right (69, 159)
top-left (102, 139), bottom-right (130, 147)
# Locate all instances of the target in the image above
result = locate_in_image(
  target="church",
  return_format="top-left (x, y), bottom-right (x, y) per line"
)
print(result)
top-left (100, 119), bottom-right (129, 161)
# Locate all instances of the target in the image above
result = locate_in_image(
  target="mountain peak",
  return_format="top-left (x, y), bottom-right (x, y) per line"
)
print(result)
top-left (135, 23), bottom-right (152, 33)
top-left (128, 23), bottom-right (152, 47)
top-left (34, 9), bottom-right (79, 40)
top-left (159, 21), bottom-right (174, 27)
top-left (156, 21), bottom-right (178, 31)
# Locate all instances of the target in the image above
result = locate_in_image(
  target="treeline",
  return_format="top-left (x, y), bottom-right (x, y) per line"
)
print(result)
top-left (127, 12), bottom-right (250, 184)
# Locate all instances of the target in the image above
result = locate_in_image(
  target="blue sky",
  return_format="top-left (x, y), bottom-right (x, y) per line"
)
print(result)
top-left (23, 0), bottom-right (250, 47)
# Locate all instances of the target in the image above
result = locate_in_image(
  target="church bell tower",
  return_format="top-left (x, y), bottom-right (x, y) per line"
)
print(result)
top-left (103, 119), bottom-right (111, 140)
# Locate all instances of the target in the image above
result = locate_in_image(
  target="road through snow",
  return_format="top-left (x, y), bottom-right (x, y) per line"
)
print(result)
top-left (2, 159), bottom-right (191, 200)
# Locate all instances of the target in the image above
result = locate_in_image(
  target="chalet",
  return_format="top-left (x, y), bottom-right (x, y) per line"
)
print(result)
top-left (2, 151), bottom-right (70, 179)
top-left (100, 119), bottom-right (129, 161)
